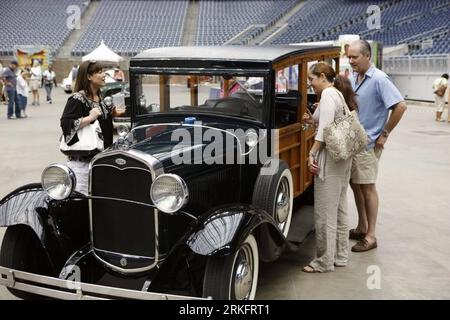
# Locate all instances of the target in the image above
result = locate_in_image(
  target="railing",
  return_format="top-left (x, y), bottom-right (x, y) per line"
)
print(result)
top-left (383, 54), bottom-right (450, 74)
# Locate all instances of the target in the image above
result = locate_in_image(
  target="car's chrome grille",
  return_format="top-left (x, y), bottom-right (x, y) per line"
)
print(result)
top-left (90, 152), bottom-right (158, 271)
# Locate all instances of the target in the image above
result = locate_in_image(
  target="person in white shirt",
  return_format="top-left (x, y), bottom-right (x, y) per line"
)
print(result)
top-left (30, 61), bottom-right (42, 106)
top-left (432, 73), bottom-right (448, 122)
top-left (276, 69), bottom-right (288, 93)
top-left (43, 65), bottom-right (57, 104)
top-left (17, 70), bottom-right (29, 118)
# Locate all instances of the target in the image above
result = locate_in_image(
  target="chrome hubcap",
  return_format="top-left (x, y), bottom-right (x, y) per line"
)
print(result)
top-left (276, 177), bottom-right (290, 231)
top-left (233, 244), bottom-right (254, 300)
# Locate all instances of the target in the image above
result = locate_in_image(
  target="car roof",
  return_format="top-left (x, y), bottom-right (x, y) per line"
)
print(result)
top-left (130, 45), bottom-right (339, 69)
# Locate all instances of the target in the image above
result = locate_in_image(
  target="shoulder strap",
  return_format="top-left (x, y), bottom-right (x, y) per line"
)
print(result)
top-left (332, 87), bottom-right (351, 115)
top-left (354, 76), bottom-right (367, 93)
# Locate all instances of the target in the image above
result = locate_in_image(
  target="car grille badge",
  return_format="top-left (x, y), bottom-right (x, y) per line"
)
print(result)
top-left (115, 158), bottom-right (127, 166)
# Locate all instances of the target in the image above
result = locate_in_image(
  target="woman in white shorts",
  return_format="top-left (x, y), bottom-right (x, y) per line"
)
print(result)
top-left (30, 61), bottom-right (42, 106)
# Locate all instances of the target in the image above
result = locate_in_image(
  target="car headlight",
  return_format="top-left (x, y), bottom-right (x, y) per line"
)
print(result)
top-left (41, 164), bottom-right (76, 200)
top-left (150, 174), bottom-right (188, 213)
top-left (245, 129), bottom-right (258, 148)
top-left (103, 96), bottom-right (113, 107)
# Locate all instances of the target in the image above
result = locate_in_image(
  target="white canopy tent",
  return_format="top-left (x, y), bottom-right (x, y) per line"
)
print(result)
top-left (81, 41), bottom-right (124, 64)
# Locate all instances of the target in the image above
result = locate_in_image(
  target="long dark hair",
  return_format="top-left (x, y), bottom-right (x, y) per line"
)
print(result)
top-left (334, 75), bottom-right (358, 111)
top-left (74, 60), bottom-right (105, 99)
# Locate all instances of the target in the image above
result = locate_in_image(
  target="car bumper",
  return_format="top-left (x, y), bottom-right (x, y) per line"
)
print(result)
top-left (0, 266), bottom-right (209, 300)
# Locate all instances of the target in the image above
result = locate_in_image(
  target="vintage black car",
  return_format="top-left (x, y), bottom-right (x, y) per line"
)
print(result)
top-left (0, 45), bottom-right (341, 300)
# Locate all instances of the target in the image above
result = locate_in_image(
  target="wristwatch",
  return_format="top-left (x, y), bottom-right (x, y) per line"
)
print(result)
top-left (382, 129), bottom-right (390, 138)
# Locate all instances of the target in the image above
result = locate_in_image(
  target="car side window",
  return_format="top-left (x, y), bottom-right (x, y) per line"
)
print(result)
top-left (275, 66), bottom-right (299, 128)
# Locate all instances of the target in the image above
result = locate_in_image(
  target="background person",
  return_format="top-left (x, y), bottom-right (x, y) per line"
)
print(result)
top-left (448, 78), bottom-right (450, 123)
top-left (0, 61), bottom-right (4, 104)
top-left (276, 69), bottom-right (289, 92)
top-left (432, 73), bottom-right (448, 122)
top-left (43, 65), bottom-right (57, 104)
top-left (113, 67), bottom-right (125, 82)
top-left (71, 64), bottom-right (79, 90)
top-left (219, 74), bottom-right (241, 97)
top-left (0, 60), bottom-right (21, 119)
top-left (16, 69), bottom-right (29, 118)
top-left (30, 61), bottom-right (42, 106)
top-left (60, 60), bottom-right (113, 195)
top-left (301, 64), bottom-right (357, 273)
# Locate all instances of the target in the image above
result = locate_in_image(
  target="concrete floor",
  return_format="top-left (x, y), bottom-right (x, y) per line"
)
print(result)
top-left (0, 86), bottom-right (449, 300)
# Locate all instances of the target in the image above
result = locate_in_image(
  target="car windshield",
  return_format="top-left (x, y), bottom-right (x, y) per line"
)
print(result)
top-left (133, 73), bottom-right (266, 122)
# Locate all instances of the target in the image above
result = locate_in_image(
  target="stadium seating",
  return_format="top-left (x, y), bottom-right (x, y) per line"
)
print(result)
top-left (270, 0), bottom-right (450, 55)
top-left (71, 0), bottom-right (188, 56)
top-left (1, 0), bottom-right (448, 58)
top-left (271, 0), bottom-right (381, 44)
top-left (196, 0), bottom-right (297, 46)
top-left (0, 0), bottom-right (87, 56)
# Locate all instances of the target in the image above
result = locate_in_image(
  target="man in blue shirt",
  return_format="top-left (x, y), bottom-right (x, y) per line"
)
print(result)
top-left (347, 40), bottom-right (407, 252)
top-left (0, 60), bottom-right (21, 119)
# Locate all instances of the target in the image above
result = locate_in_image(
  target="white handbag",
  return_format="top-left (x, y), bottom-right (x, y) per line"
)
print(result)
top-left (323, 89), bottom-right (369, 161)
top-left (60, 120), bottom-right (104, 156)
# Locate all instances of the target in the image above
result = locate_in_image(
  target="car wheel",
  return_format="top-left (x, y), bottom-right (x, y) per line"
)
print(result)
top-left (203, 234), bottom-right (259, 300)
top-left (0, 225), bottom-right (52, 299)
top-left (252, 160), bottom-right (293, 237)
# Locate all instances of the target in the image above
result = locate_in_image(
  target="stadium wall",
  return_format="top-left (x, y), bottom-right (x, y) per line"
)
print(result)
top-left (384, 54), bottom-right (450, 101)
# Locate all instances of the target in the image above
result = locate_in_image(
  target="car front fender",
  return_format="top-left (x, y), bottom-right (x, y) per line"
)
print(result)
top-left (0, 183), bottom-right (91, 272)
top-left (186, 204), bottom-right (286, 261)
top-left (0, 183), bottom-right (49, 240)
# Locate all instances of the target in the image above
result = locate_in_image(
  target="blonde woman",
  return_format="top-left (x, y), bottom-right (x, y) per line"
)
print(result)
top-left (30, 61), bottom-right (42, 106)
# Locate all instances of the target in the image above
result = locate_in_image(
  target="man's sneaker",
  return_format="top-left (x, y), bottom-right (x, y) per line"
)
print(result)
top-left (49, 100), bottom-right (52, 104)
top-left (21, 111), bottom-right (28, 118)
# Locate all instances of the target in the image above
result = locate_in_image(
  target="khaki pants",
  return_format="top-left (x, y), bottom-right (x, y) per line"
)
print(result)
top-left (310, 150), bottom-right (352, 272)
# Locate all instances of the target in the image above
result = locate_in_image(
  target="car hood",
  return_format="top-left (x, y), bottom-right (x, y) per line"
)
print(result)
top-left (114, 122), bottom-right (263, 167)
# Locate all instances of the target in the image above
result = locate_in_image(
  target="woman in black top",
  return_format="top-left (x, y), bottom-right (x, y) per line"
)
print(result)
top-left (60, 60), bottom-right (113, 194)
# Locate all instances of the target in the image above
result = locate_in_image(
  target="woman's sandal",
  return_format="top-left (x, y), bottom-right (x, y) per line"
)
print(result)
top-left (302, 265), bottom-right (320, 273)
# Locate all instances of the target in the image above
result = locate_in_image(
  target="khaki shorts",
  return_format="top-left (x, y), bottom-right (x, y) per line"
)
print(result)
top-left (350, 147), bottom-right (382, 184)
top-left (30, 79), bottom-right (40, 91)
